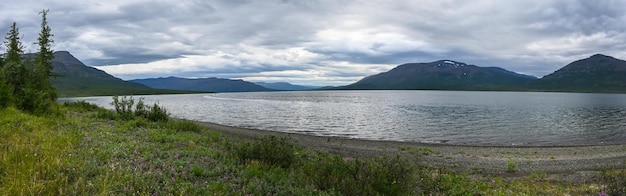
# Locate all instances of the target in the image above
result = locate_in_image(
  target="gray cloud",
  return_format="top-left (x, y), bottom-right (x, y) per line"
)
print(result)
top-left (3, 0), bottom-right (626, 86)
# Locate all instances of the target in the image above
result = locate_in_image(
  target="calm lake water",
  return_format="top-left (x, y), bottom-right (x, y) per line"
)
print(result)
top-left (72, 90), bottom-right (626, 146)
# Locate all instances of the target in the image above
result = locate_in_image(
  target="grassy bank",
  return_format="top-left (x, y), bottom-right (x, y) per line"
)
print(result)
top-left (1, 101), bottom-right (624, 195)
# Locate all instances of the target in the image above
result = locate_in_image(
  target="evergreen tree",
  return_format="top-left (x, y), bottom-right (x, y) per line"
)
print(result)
top-left (4, 22), bottom-right (24, 65)
top-left (0, 11), bottom-right (57, 113)
top-left (2, 22), bottom-right (26, 95)
top-left (35, 9), bottom-right (54, 78)
top-left (34, 9), bottom-right (57, 101)
top-left (1, 22), bottom-right (27, 110)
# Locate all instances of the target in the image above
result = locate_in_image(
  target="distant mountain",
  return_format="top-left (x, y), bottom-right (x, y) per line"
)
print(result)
top-left (339, 60), bottom-right (537, 90)
top-left (50, 51), bottom-right (187, 97)
top-left (130, 77), bottom-right (273, 92)
top-left (532, 54), bottom-right (626, 92)
top-left (255, 82), bottom-right (319, 91)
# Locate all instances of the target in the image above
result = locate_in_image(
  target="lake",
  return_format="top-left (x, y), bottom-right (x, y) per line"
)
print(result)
top-left (72, 90), bottom-right (626, 146)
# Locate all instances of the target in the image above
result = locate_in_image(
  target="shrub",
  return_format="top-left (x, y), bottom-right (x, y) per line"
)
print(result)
top-left (16, 88), bottom-right (55, 115)
top-left (415, 168), bottom-right (483, 195)
top-left (167, 120), bottom-right (203, 133)
top-left (599, 166), bottom-right (626, 195)
top-left (507, 159), bottom-right (517, 173)
top-left (303, 154), bottom-right (413, 195)
top-left (134, 97), bottom-right (147, 117)
top-left (127, 117), bottom-right (149, 128)
top-left (94, 109), bottom-right (117, 120)
top-left (110, 95), bottom-right (134, 120)
top-left (146, 103), bottom-right (168, 122)
top-left (110, 96), bottom-right (169, 122)
top-left (63, 101), bottom-right (99, 112)
top-left (0, 82), bottom-right (12, 109)
top-left (233, 136), bottom-right (297, 168)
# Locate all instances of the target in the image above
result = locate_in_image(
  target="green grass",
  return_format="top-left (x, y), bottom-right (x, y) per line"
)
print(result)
top-left (507, 159), bottom-right (518, 173)
top-left (599, 163), bottom-right (626, 195)
top-left (0, 107), bottom-right (81, 195)
top-left (0, 102), bottom-right (623, 195)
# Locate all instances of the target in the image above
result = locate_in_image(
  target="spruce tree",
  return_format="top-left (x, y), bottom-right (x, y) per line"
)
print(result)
top-left (34, 9), bottom-right (56, 100)
top-left (4, 22), bottom-right (24, 65)
top-left (1, 11), bottom-right (57, 113)
top-left (2, 22), bottom-right (27, 110)
top-left (2, 22), bottom-right (26, 93)
top-left (35, 9), bottom-right (54, 78)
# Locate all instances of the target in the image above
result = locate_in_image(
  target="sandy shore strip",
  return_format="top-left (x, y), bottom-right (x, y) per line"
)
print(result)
top-left (193, 120), bottom-right (626, 182)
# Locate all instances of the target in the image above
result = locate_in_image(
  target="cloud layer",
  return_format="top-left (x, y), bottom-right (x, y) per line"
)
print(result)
top-left (3, 0), bottom-right (626, 86)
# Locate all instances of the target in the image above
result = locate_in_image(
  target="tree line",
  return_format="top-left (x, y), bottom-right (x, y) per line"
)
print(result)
top-left (0, 10), bottom-right (56, 114)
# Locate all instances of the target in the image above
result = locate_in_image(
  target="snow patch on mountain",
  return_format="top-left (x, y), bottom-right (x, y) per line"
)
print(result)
top-left (435, 60), bottom-right (465, 68)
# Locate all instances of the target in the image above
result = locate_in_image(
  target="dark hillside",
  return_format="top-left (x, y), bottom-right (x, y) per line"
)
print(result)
top-left (533, 54), bottom-right (626, 92)
top-left (340, 60), bottom-right (536, 90)
top-left (131, 77), bottom-right (273, 92)
top-left (49, 51), bottom-right (192, 97)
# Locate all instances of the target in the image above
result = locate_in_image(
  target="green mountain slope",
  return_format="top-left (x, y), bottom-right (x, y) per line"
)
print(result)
top-left (50, 51), bottom-right (191, 97)
top-left (532, 54), bottom-right (626, 92)
top-left (340, 60), bottom-right (537, 90)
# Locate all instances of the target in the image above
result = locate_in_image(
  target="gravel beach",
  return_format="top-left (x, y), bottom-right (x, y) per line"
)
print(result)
top-left (195, 121), bottom-right (626, 183)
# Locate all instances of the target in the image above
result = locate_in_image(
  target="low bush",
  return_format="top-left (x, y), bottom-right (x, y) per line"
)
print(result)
top-left (507, 159), bottom-right (517, 173)
top-left (415, 167), bottom-right (486, 195)
top-left (303, 154), bottom-right (413, 195)
top-left (111, 95), bottom-right (135, 120)
top-left (599, 166), bottom-right (626, 196)
top-left (146, 103), bottom-right (168, 122)
top-left (133, 97), bottom-right (147, 117)
top-left (0, 83), bottom-right (12, 109)
top-left (94, 109), bottom-right (117, 120)
top-left (167, 120), bottom-right (204, 133)
top-left (63, 101), bottom-right (99, 112)
top-left (233, 136), bottom-right (297, 168)
top-left (110, 96), bottom-right (169, 122)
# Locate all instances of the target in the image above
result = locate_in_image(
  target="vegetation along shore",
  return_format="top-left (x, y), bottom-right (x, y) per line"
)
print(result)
top-left (0, 97), bottom-right (624, 195)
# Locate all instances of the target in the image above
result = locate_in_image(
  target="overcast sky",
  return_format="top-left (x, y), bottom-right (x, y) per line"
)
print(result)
top-left (2, 0), bottom-right (626, 86)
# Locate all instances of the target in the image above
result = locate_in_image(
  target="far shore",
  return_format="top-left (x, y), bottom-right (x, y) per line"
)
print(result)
top-left (190, 119), bottom-right (626, 183)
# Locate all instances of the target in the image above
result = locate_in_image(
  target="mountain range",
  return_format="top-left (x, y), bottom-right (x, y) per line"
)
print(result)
top-left (339, 54), bottom-right (626, 92)
top-left (339, 60), bottom-right (537, 91)
top-left (338, 54), bottom-right (626, 92)
top-left (255, 82), bottom-right (320, 91)
top-left (47, 51), bottom-right (626, 96)
top-left (50, 51), bottom-right (193, 97)
top-left (130, 77), bottom-right (273, 92)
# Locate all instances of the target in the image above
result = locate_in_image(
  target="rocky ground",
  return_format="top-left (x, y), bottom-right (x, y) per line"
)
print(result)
top-left (196, 121), bottom-right (626, 183)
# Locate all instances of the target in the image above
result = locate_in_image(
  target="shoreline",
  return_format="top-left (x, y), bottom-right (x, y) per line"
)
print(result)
top-left (191, 119), bottom-right (626, 183)
top-left (192, 119), bottom-right (626, 148)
